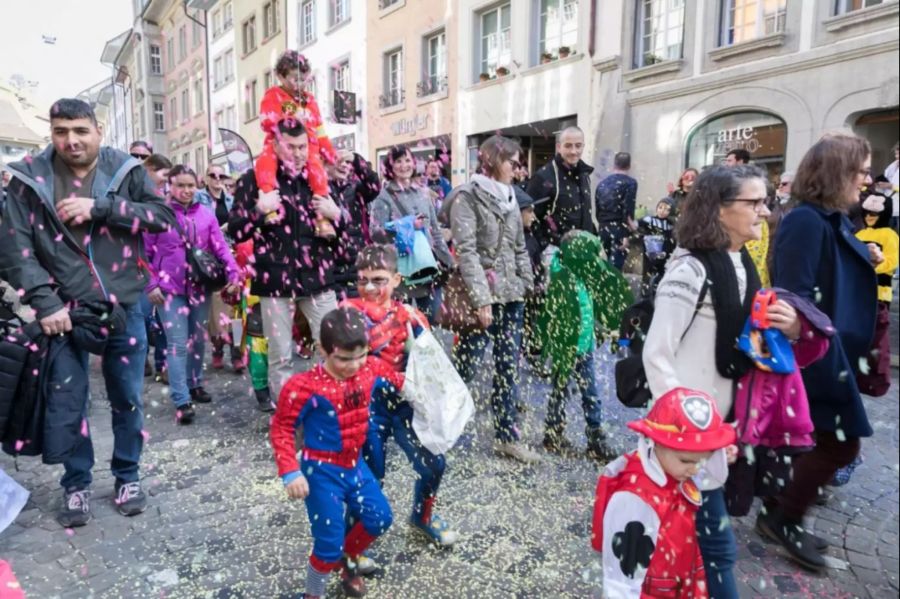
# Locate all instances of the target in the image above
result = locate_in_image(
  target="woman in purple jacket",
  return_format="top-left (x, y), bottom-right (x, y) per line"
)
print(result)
top-left (144, 165), bottom-right (241, 423)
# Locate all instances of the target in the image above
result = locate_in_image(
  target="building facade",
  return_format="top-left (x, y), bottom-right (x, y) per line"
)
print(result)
top-left (366, 0), bottom-right (457, 179)
top-left (233, 0), bottom-right (287, 157)
top-left (591, 0), bottom-right (900, 206)
top-left (286, 0), bottom-right (369, 156)
top-left (98, 30), bottom-right (134, 153)
top-left (0, 84), bottom-right (45, 167)
top-left (206, 0), bottom-right (240, 169)
top-left (455, 0), bottom-right (592, 182)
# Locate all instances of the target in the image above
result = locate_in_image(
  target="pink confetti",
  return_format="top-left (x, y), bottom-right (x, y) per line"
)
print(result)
top-left (80, 419), bottom-right (89, 437)
top-left (141, 429), bottom-right (151, 441)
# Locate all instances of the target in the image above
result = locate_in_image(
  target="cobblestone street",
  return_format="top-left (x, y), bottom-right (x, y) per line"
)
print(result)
top-left (1, 334), bottom-right (898, 598)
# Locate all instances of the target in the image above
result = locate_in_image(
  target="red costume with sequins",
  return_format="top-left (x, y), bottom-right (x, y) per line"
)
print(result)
top-left (255, 86), bottom-right (336, 197)
top-left (270, 358), bottom-right (403, 572)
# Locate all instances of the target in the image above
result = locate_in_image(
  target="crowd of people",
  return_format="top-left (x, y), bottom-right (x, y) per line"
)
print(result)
top-left (1, 46), bottom-right (898, 599)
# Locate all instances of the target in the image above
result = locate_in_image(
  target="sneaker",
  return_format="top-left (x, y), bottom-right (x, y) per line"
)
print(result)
top-left (815, 487), bottom-right (833, 506)
top-left (494, 441), bottom-right (541, 464)
top-left (410, 513), bottom-right (459, 547)
top-left (585, 440), bottom-right (619, 462)
top-left (155, 368), bottom-right (169, 385)
top-left (211, 354), bottom-right (225, 370)
top-left (339, 560), bottom-right (366, 597)
top-left (344, 553), bottom-right (378, 577)
top-left (755, 508), bottom-right (827, 571)
top-left (58, 489), bottom-right (92, 528)
top-left (115, 481), bottom-right (147, 516)
top-left (542, 433), bottom-right (578, 457)
top-left (255, 388), bottom-right (275, 412)
top-left (176, 403), bottom-right (195, 424)
top-left (232, 358), bottom-right (245, 375)
top-left (755, 513), bottom-right (829, 553)
top-left (190, 387), bottom-right (212, 403)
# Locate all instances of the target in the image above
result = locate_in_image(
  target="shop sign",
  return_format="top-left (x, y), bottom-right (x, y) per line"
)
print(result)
top-left (391, 113), bottom-right (430, 137)
top-left (715, 126), bottom-right (760, 153)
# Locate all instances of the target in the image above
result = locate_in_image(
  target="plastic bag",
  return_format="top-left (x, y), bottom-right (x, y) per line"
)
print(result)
top-left (402, 325), bottom-right (474, 455)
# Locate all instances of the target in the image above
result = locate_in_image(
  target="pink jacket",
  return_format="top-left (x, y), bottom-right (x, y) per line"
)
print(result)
top-left (733, 315), bottom-right (830, 448)
top-left (143, 200), bottom-right (240, 301)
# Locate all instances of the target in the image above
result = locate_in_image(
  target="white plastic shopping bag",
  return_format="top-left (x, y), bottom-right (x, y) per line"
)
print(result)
top-left (402, 326), bottom-right (475, 456)
top-left (0, 468), bottom-right (29, 535)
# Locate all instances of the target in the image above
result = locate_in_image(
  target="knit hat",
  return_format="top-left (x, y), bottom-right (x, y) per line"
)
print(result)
top-left (628, 388), bottom-right (736, 452)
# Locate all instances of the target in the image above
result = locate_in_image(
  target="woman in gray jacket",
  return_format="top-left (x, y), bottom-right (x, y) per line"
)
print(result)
top-left (442, 135), bottom-right (539, 463)
top-left (370, 145), bottom-right (453, 322)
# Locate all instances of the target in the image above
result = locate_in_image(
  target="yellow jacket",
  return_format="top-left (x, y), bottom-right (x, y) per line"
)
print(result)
top-left (856, 226), bottom-right (899, 303)
top-left (746, 220), bottom-right (770, 288)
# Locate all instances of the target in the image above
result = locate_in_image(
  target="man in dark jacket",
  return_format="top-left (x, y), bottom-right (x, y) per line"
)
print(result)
top-left (228, 119), bottom-right (343, 398)
top-left (526, 126), bottom-right (596, 248)
top-left (0, 98), bottom-right (175, 527)
top-left (595, 151), bottom-right (638, 270)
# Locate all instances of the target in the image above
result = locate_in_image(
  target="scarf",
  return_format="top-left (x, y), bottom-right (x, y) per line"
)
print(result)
top-left (471, 174), bottom-right (516, 214)
top-left (692, 248), bottom-right (761, 380)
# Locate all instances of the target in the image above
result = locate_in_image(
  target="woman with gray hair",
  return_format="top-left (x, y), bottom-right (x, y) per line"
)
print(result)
top-left (441, 134), bottom-right (538, 463)
top-left (642, 164), bottom-right (802, 598)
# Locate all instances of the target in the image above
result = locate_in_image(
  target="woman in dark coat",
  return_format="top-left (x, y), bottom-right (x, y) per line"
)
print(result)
top-left (760, 132), bottom-right (881, 571)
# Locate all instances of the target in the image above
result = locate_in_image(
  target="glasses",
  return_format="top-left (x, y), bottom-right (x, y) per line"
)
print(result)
top-left (778, 181), bottom-right (791, 187)
top-left (732, 197), bottom-right (768, 213)
top-left (207, 173), bottom-right (227, 180)
top-left (858, 169), bottom-right (872, 178)
top-left (130, 152), bottom-right (150, 160)
top-left (357, 276), bottom-right (391, 288)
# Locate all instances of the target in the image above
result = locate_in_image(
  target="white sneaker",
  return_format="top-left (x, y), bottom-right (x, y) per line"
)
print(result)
top-left (494, 441), bottom-right (541, 464)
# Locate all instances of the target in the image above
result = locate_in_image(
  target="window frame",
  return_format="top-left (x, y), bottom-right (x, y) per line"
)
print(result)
top-left (169, 96), bottom-right (178, 127)
top-left (149, 44), bottom-right (162, 75)
top-left (332, 60), bottom-right (351, 93)
top-left (300, 0), bottom-right (316, 46)
top-left (166, 37), bottom-right (175, 70)
top-left (152, 101), bottom-right (165, 132)
top-left (223, 1), bottom-right (233, 30)
top-left (263, 0), bottom-right (280, 40)
top-left (382, 47), bottom-right (404, 107)
top-left (537, 0), bottom-right (579, 58)
top-left (478, 3), bottom-right (512, 79)
top-left (330, 0), bottom-right (350, 27)
top-left (719, 0), bottom-right (787, 47)
top-left (181, 88), bottom-right (190, 123)
top-left (634, 0), bottom-right (686, 69)
top-left (421, 29), bottom-right (447, 96)
top-left (178, 25), bottom-right (187, 62)
top-left (242, 15), bottom-right (257, 56)
top-left (193, 78), bottom-right (204, 115)
top-left (834, 0), bottom-right (885, 14)
top-left (244, 78), bottom-right (259, 121)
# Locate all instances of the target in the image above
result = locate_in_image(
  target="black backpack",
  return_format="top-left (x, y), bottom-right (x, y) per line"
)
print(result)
top-left (614, 269), bottom-right (709, 408)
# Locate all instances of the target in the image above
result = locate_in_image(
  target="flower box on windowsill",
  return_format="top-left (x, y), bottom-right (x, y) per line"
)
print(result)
top-left (825, 1), bottom-right (899, 32)
top-left (522, 52), bottom-right (582, 76)
top-left (623, 59), bottom-right (684, 83)
top-left (709, 31), bottom-right (787, 62)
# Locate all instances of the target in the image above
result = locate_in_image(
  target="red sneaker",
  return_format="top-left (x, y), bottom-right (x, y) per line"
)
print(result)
top-left (211, 354), bottom-right (225, 370)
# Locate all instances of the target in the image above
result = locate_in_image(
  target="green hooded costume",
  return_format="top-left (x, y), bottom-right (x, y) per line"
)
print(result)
top-left (538, 231), bottom-right (634, 379)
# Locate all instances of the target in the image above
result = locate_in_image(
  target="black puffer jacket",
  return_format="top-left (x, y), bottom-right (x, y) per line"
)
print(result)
top-left (331, 155), bottom-right (381, 296)
top-left (526, 154), bottom-right (596, 247)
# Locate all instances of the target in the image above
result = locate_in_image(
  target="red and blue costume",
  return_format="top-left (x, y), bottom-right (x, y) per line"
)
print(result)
top-left (341, 298), bottom-right (452, 542)
top-left (270, 358), bottom-right (402, 572)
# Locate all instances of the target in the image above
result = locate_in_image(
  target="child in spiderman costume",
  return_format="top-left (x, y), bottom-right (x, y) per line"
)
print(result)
top-left (341, 244), bottom-right (459, 549)
top-left (270, 308), bottom-right (402, 598)
top-left (256, 49), bottom-right (336, 238)
top-left (592, 388), bottom-right (737, 599)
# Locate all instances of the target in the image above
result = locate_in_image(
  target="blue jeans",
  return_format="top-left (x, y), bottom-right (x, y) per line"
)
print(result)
top-left (453, 301), bottom-right (524, 443)
top-left (364, 392), bottom-right (445, 523)
top-left (599, 223), bottom-right (628, 271)
top-left (545, 346), bottom-right (602, 435)
top-left (409, 285), bottom-right (443, 326)
top-left (139, 293), bottom-right (166, 370)
top-left (160, 295), bottom-right (211, 407)
top-left (697, 488), bottom-right (739, 599)
top-left (61, 304), bottom-right (147, 491)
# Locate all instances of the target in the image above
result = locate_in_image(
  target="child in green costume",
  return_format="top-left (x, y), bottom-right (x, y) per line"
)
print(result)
top-left (538, 230), bottom-right (633, 459)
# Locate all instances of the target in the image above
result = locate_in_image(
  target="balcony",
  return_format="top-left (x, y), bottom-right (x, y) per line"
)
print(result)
top-left (378, 0), bottom-right (403, 10)
top-left (378, 89), bottom-right (404, 109)
top-left (416, 75), bottom-right (448, 98)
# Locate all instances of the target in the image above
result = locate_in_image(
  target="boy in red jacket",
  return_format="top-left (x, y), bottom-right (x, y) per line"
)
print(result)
top-left (270, 308), bottom-right (402, 598)
top-left (592, 388), bottom-right (737, 598)
top-left (256, 50), bottom-right (336, 237)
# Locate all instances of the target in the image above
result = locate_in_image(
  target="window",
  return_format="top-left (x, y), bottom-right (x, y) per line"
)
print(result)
top-left (223, 2), bottom-right (233, 29)
top-left (264, 69), bottom-right (273, 90)
top-left (138, 105), bottom-right (146, 138)
top-left (379, 0), bottom-right (401, 9)
top-left (381, 48), bottom-right (403, 107)
top-left (242, 16), bottom-right (257, 54)
top-left (136, 47), bottom-right (144, 80)
top-left (538, 0), bottom-right (578, 57)
top-left (153, 101), bottom-right (165, 131)
top-left (149, 44), bottom-right (162, 75)
top-left (420, 30), bottom-right (447, 96)
top-left (183, 152), bottom-right (190, 168)
top-left (332, 60), bottom-right (350, 92)
top-left (300, 0), bottom-right (316, 45)
top-left (214, 55), bottom-right (224, 88)
top-left (192, 20), bottom-right (203, 48)
top-left (479, 3), bottom-right (512, 78)
top-left (213, 9), bottom-right (222, 37)
top-left (224, 49), bottom-right (235, 81)
top-left (178, 25), bottom-right (187, 61)
top-left (169, 97), bottom-right (177, 126)
top-left (835, 0), bottom-right (886, 13)
top-left (166, 38), bottom-right (175, 69)
top-left (720, 0), bottom-right (786, 46)
top-left (245, 79), bottom-right (259, 120)
top-left (635, 0), bottom-right (685, 68)
top-left (195, 147), bottom-right (206, 173)
top-left (226, 104), bottom-right (237, 129)
top-left (263, 0), bottom-right (280, 39)
top-left (330, 0), bottom-right (350, 26)
top-left (181, 89), bottom-right (190, 121)
top-left (194, 79), bottom-right (204, 114)
top-left (686, 111), bottom-right (787, 174)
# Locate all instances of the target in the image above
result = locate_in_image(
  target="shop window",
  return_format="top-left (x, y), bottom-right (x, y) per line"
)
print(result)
top-left (720, 0), bottom-right (786, 46)
top-left (634, 0), bottom-right (685, 68)
top-left (835, 0), bottom-right (886, 14)
top-left (686, 111), bottom-right (787, 176)
top-left (537, 0), bottom-right (578, 59)
top-left (478, 3), bottom-right (512, 79)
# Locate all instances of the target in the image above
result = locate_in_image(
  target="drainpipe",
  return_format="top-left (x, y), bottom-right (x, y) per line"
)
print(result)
top-left (183, 0), bottom-right (212, 168)
top-left (588, 0), bottom-right (597, 58)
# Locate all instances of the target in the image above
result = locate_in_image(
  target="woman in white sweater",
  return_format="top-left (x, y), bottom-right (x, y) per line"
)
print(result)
top-left (643, 165), bottom-right (801, 599)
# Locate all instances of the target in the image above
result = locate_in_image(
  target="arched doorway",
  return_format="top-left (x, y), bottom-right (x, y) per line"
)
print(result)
top-left (685, 111), bottom-right (788, 179)
top-left (852, 107), bottom-right (899, 177)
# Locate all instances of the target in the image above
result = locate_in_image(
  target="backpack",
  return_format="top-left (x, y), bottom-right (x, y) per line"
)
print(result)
top-left (614, 265), bottom-right (709, 408)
